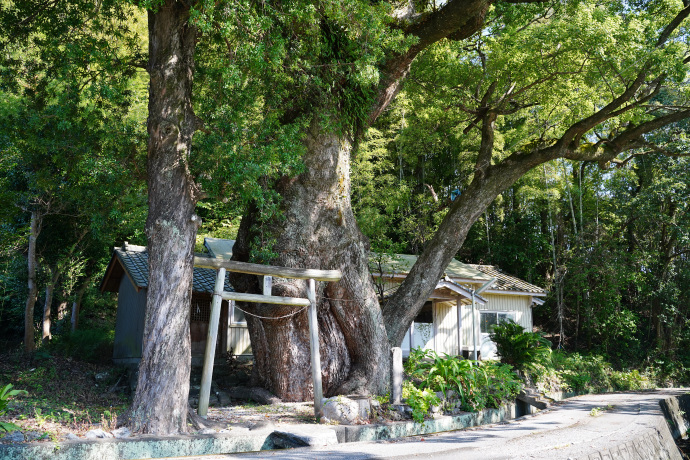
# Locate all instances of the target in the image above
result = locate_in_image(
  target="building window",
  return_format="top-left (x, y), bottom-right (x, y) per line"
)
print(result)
top-left (480, 311), bottom-right (516, 334)
top-left (230, 300), bottom-right (247, 325)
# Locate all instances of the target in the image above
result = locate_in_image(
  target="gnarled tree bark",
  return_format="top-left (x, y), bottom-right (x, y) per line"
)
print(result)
top-left (233, 120), bottom-right (390, 399)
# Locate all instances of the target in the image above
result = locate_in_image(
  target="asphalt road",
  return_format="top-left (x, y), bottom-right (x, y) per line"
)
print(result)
top-left (181, 390), bottom-right (686, 460)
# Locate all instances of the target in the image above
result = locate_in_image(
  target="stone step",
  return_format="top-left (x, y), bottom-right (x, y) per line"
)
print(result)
top-left (516, 393), bottom-right (550, 410)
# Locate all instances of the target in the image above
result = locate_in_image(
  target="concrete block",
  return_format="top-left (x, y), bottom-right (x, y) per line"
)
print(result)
top-left (390, 347), bottom-right (403, 405)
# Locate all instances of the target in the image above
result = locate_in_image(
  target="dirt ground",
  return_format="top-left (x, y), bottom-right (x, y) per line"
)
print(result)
top-left (0, 350), bottom-right (316, 443)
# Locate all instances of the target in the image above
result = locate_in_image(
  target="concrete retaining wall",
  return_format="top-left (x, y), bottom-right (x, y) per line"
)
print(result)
top-left (575, 415), bottom-right (681, 460)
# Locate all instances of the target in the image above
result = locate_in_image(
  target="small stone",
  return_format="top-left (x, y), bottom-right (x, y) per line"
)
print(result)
top-left (85, 429), bottom-right (113, 439)
top-left (24, 431), bottom-right (44, 441)
top-left (248, 420), bottom-right (274, 431)
top-left (94, 372), bottom-right (109, 381)
top-left (2, 431), bottom-right (25, 442)
top-left (199, 428), bottom-right (216, 435)
top-left (63, 433), bottom-right (80, 441)
top-left (111, 427), bottom-right (131, 439)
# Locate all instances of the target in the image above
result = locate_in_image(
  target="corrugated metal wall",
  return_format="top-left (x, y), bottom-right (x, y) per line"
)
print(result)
top-left (461, 293), bottom-right (532, 348)
top-left (434, 301), bottom-right (460, 355)
top-left (228, 326), bottom-right (252, 356)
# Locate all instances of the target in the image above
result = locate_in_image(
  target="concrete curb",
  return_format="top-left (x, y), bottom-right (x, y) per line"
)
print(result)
top-left (0, 399), bottom-right (531, 460)
top-left (4, 391), bottom-right (683, 460)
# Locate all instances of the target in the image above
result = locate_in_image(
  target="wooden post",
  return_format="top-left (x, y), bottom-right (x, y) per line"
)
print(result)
top-left (198, 267), bottom-right (226, 417)
top-left (306, 278), bottom-right (324, 421)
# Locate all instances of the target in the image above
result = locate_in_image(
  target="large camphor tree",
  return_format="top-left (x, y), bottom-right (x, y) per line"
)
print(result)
top-left (9, 0), bottom-right (690, 436)
top-left (228, 0), bottom-right (690, 401)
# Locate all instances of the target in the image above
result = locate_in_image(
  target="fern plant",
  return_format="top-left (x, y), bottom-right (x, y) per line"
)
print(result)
top-left (0, 384), bottom-right (27, 432)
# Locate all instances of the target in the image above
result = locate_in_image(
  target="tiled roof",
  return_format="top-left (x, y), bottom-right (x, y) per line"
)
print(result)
top-left (114, 243), bottom-right (233, 294)
top-left (466, 264), bottom-right (546, 295)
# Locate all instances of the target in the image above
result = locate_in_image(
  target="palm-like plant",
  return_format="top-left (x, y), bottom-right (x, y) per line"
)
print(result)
top-left (490, 320), bottom-right (552, 371)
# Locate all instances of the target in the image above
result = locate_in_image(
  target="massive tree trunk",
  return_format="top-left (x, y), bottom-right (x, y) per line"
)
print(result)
top-left (231, 0), bottom-right (492, 401)
top-left (232, 120), bottom-right (390, 400)
top-left (234, 0), bottom-right (690, 402)
top-left (24, 210), bottom-right (41, 352)
top-left (128, 0), bottom-right (200, 435)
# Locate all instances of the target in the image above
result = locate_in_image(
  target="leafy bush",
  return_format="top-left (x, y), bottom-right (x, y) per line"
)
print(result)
top-left (610, 369), bottom-right (650, 391)
top-left (404, 348), bottom-right (522, 416)
top-left (402, 381), bottom-right (441, 423)
top-left (490, 320), bottom-right (552, 371)
top-left (482, 362), bottom-right (523, 409)
top-left (545, 351), bottom-right (654, 393)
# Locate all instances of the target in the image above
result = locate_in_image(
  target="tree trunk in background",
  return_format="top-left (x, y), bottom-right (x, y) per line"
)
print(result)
top-left (127, 0), bottom-right (200, 435)
top-left (70, 276), bottom-right (90, 332)
top-left (233, 120), bottom-right (390, 400)
top-left (41, 265), bottom-right (60, 343)
top-left (24, 211), bottom-right (41, 352)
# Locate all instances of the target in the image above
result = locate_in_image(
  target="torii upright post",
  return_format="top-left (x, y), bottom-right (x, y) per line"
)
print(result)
top-left (198, 267), bottom-right (226, 417)
top-left (306, 278), bottom-right (324, 420)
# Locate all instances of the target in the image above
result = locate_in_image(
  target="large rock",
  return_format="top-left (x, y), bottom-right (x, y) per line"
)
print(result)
top-left (268, 427), bottom-right (338, 448)
top-left (84, 429), bottom-right (114, 439)
top-left (322, 396), bottom-right (373, 424)
top-left (111, 427), bottom-right (132, 439)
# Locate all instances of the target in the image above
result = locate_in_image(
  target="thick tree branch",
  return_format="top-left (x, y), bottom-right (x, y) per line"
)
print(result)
top-left (369, 0), bottom-right (491, 125)
top-left (656, 4), bottom-right (690, 48)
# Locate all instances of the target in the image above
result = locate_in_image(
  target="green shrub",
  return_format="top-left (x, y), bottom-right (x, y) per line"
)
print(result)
top-left (610, 369), bottom-right (651, 391)
top-left (402, 381), bottom-right (441, 423)
top-left (403, 348), bottom-right (522, 415)
top-left (48, 329), bottom-right (114, 363)
top-left (482, 362), bottom-right (523, 408)
top-left (490, 320), bottom-right (552, 371)
top-left (547, 351), bottom-right (654, 393)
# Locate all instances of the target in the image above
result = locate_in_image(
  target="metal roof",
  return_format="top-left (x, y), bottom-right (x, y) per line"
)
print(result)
top-left (102, 243), bottom-right (233, 294)
top-left (465, 264), bottom-right (546, 295)
top-left (204, 237), bottom-right (235, 259)
top-left (370, 253), bottom-right (491, 282)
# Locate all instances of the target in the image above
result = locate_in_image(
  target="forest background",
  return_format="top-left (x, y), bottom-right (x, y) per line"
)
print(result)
top-left (1, 0), bottom-right (690, 432)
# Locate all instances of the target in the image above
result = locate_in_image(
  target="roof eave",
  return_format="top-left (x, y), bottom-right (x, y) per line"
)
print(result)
top-left (484, 289), bottom-right (547, 297)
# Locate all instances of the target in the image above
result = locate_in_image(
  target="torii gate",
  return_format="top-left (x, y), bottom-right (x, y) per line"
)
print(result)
top-left (193, 256), bottom-right (342, 421)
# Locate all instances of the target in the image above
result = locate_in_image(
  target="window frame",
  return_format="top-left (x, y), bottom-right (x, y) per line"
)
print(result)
top-left (480, 311), bottom-right (517, 334)
top-left (229, 300), bottom-right (247, 325)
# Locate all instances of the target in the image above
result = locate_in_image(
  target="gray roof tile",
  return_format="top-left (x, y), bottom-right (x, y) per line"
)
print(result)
top-left (114, 244), bottom-right (233, 294)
